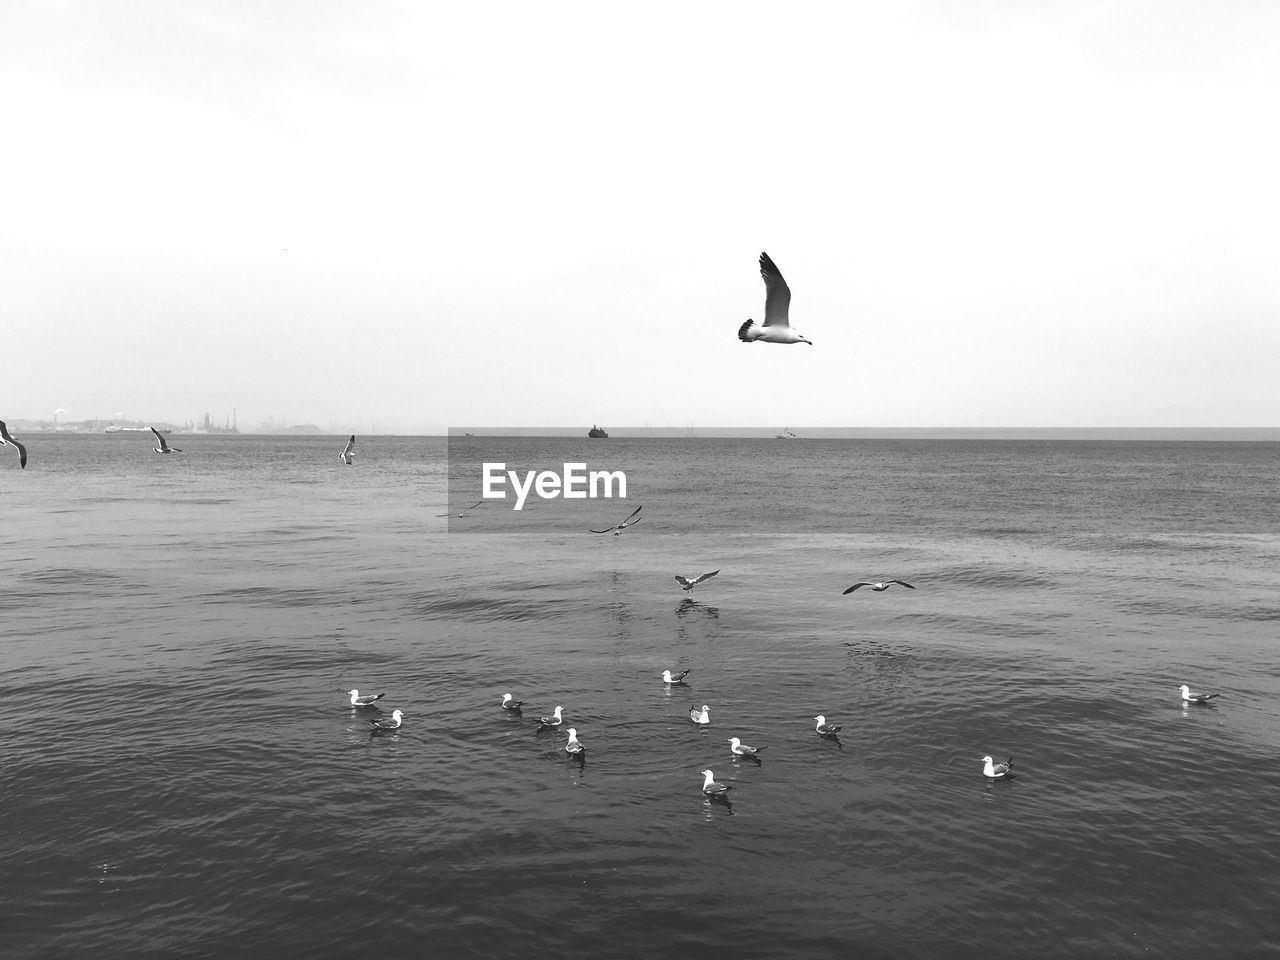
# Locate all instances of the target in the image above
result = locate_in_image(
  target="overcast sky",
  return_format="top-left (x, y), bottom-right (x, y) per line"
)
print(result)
top-left (3, 1), bottom-right (1277, 432)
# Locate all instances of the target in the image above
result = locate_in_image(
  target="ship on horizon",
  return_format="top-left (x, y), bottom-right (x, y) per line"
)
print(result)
top-left (588, 424), bottom-right (609, 438)
top-left (775, 426), bottom-right (802, 439)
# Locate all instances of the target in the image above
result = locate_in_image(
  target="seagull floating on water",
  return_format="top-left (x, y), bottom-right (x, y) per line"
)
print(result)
top-left (438, 500), bottom-right (484, 519)
top-left (843, 580), bottom-right (915, 594)
top-left (814, 715), bottom-right (842, 736)
top-left (728, 736), bottom-right (765, 758)
top-left (675, 570), bottom-right (719, 592)
top-left (340, 435), bottom-right (355, 465)
top-left (150, 427), bottom-right (182, 454)
top-left (564, 727), bottom-right (586, 758)
top-left (690, 704), bottom-right (711, 724)
top-left (0, 420), bottom-right (27, 469)
top-left (737, 252), bottom-right (813, 346)
top-left (700, 769), bottom-right (732, 798)
top-left (1180, 684), bottom-right (1221, 704)
top-left (662, 668), bottom-right (691, 685)
top-left (368, 709), bottom-right (403, 731)
top-left (538, 705), bottom-right (565, 728)
top-left (346, 689), bottom-right (385, 708)
top-left (590, 504), bottom-right (642, 536)
top-left (501, 693), bottom-right (524, 713)
top-left (981, 755), bottom-right (1013, 779)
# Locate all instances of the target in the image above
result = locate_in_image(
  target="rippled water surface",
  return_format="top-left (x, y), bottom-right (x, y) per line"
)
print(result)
top-left (3, 434), bottom-right (1279, 958)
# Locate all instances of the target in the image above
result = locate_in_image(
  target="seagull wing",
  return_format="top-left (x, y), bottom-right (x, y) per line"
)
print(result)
top-left (759, 252), bottom-right (791, 327)
top-left (0, 423), bottom-right (27, 469)
top-left (342, 436), bottom-right (355, 457)
top-left (149, 427), bottom-right (168, 451)
top-left (842, 582), bottom-right (873, 594)
top-left (888, 580), bottom-right (915, 589)
top-left (589, 525), bottom-right (618, 534)
top-left (692, 569), bottom-right (720, 586)
top-left (675, 575), bottom-right (693, 588)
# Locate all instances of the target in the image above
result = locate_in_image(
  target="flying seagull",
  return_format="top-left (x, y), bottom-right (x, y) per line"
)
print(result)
top-left (368, 709), bottom-right (404, 731)
top-left (0, 420), bottom-right (27, 469)
top-left (728, 737), bottom-right (765, 758)
top-left (814, 715), bottom-right (842, 736)
top-left (501, 693), bottom-right (524, 713)
top-left (737, 251), bottom-right (812, 346)
top-left (700, 769), bottom-right (732, 799)
top-left (675, 570), bottom-right (719, 592)
top-left (150, 427), bottom-right (182, 454)
top-left (340, 435), bottom-right (355, 465)
top-left (538, 705), bottom-right (565, 728)
top-left (590, 504), bottom-right (642, 535)
top-left (346, 689), bottom-right (385, 708)
top-left (843, 580), bottom-right (915, 594)
top-left (438, 500), bottom-right (485, 519)
top-left (689, 704), bottom-right (711, 724)
top-left (564, 727), bottom-right (586, 758)
top-left (981, 755), bottom-right (1013, 779)
top-left (662, 668), bottom-right (691, 685)
top-left (1180, 684), bottom-right (1221, 704)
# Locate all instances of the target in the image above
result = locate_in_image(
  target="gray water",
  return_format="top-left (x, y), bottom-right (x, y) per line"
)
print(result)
top-left (3, 434), bottom-right (1279, 957)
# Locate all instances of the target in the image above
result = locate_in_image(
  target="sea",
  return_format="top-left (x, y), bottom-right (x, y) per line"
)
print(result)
top-left (3, 433), bottom-right (1278, 958)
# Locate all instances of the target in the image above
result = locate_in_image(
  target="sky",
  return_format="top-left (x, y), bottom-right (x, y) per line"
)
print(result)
top-left (3, 0), bottom-right (1278, 433)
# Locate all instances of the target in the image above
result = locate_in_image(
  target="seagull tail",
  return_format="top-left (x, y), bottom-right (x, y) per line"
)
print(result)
top-left (738, 319), bottom-right (757, 342)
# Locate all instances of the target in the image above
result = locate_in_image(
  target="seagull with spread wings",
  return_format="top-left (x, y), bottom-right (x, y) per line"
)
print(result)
top-left (843, 580), bottom-right (915, 594)
top-left (590, 504), bottom-right (642, 535)
top-left (438, 500), bottom-right (485, 519)
top-left (150, 427), bottom-right (182, 454)
top-left (675, 570), bottom-right (719, 593)
top-left (737, 252), bottom-right (813, 345)
top-left (340, 435), bottom-right (355, 464)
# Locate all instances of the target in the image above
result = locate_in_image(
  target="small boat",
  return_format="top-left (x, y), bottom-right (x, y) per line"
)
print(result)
top-left (775, 427), bottom-right (801, 439)
top-left (588, 425), bottom-right (609, 439)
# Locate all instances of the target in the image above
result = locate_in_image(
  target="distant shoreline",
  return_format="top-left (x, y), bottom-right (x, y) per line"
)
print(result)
top-left (10, 427), bottom-right (1280, 441)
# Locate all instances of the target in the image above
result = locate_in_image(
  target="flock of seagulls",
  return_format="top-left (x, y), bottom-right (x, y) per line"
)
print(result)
top-left (0, 426), bottom-right (364, 471)
top-left (10, 251), bottom-right (1229, 806)
top-left (485, 669), bottom-right (857, 802)
top-left (344, 688), bottom-right (404, 731)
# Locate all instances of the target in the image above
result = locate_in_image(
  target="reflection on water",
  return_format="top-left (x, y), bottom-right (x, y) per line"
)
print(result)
top-left (675, 597), bottom-right (719, 619)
